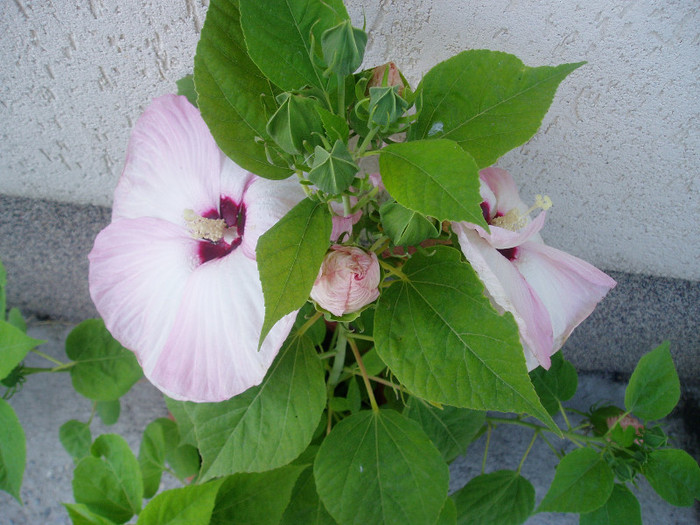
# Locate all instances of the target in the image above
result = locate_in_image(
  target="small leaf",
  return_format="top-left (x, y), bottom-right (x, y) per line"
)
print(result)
top-left (139, 418), bottom-right (177, 499)
top-left (409, 50), bottom-right (584, 168)
top-left (529, 352), bottom-right (578, 415)
top-left (452, 470), bottom-right (535, 525)
top-left (537, 448), bottom-right (614, 513)
top-left (137, 479), bottom-right (224, 525)
top-left (239, 0), bottom-right (348, 91)
top-left (164, 397), bottom-right (197, 448)
top-left (308, 140), bottom-right (359, 194)
top-left (97, 400), bottom-right (121, 426)
top-left (0, 398), bottom-right (25, 502)
top-left (314, 409), bottom-right (449, 525)
top-left (175, 74), bottom-right (197, 107)
top-left (0, 319), bottom-right (44, 380)
top-left (266, 93), bottom-right (325, 155)
top-left (166, 444), bottom-right (200, 481)
top-left (73, 434), bottom-right (143, 523)
top-left (374, 246), bottom-right (557, 432)
top-left (642, 448), bottom-right (700, 507)
top-left (579, 484), bottom-right (641, 525)
top-left (194, 0), bottom-right (292, 180)
top-left (404, 398), bottom-right (485, 463)
top-left (63, 503), bottom-right (119, 525)
top-left (379, 139), bottom-right (486, 225)
top-left (625, 341), bottom-right (680, 420)
top-left (379, 201), bottom-right (439, 247)
top-left (437, 497), bottom-right (457, 525)
top-left (179, 333), bottom-right (326, 481)
top-left (66, 319), bottom-right (142, 402)
top-left (257, 198), bottom-right (331, 346)
top-left (210, 466), bottom-right (306, 524)
top-left (60, 420), bottom-right (92, 462)
top-left (7, 308), bottom-right (26, 332)
top-left (317, 106), bottom-right (349, 144)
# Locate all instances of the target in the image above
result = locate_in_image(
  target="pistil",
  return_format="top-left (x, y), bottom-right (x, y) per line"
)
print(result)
top-left (184, 209), bottom-right (227, 242)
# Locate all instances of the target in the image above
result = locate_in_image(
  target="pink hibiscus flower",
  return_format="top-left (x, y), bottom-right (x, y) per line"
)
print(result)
top-left (89, 95), bottom-right (304, 402)
top-left (452, 167), bottom-right (616, 371)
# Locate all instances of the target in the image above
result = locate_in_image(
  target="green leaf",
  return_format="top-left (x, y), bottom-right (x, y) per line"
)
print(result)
top-left (139, 418), bottom-right (176, 499)
top-left (239, 0), bottom-right (347, 91)
top-left (624, 341), bottom-right (680, 421)
top-left (529, 352), bottom-right (578, 415)
top-left (73, 434), bottom-right (143, 523)
top-left (403, 398), bottom-right (485, 463)
top-left (63, 503), bottom-right (119, 525)
top-left (0, 320), bottom-right (44, 380)
top-left (642, 448), bottom-right (700, 507)
top-left (7, 308), bottom-right (26, 332)
top-left (137, 479), bottom-right (224, 525)
top-left (0, 258), bottom-right (6, 315)
top-left (97, 400), bottom-right (121, 426)
top-left (379, 139), bottom-right (486, 225)
top-left (166, 444), bottom-right (200, 481)
top-left (537, 448), bottom-right (614, 513)
top-left (374, 246), bottom-right (556, 431)
top-left (309, 141), bottom-right (359, 194)
top-left (321, 20), bottom-right (367, 76)
top-left (66, 319), bottom-right (142, 402)
top-left (409, 50), bottom-right (584, 167)
top-left (317, 105), bottom-right (349, 144)
top-left (177, 333), bottom-right (325, 481)
top-left (280, 465), bottom-right (336, 525)
top-left (164, 397), bottom-right (197, 448)
top-left (379, 201), bottom-right (440, 247)
top-left (452, 470), bottom-right (535, 525)
top-left (579, 484), bottom-right (641, 525)
top-left (266, 93), bottom-right (325, 155)
top-left (60, 420), bottom-right (92, 462)
top-left (175, 74), bottom-right (197, 107)
top-left (0, 398), bottom-right (25, 502)
top-left (293, 302), bottom-right (326, 346)
top-left (314, 409), bottom-right (449, 525)
top-left (211, 466), bottom-right (306, 524)
top-left (194, 0), bottom-right (292, 180)
top-left (437, 497), bottom-right (457, 525)
top-left (257, 198), bottom-right (331, 346)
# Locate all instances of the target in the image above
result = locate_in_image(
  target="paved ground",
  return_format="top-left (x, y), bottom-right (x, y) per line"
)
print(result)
top-left (1, 321), bottom-right (698, 524)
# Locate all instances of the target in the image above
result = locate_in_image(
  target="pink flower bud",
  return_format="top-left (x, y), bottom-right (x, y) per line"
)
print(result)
top-left (369, 62), bottom-right (404, 95)
top-left (606, 413), bottom-right (644, 445)
top-left (310, 245), bottom-right (381, 317)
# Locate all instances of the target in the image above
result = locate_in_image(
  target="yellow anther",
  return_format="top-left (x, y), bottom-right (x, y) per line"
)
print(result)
top-left (184, 209), bottom-right (226, 242)
top-left (490, 195), bottom-right (553, 232)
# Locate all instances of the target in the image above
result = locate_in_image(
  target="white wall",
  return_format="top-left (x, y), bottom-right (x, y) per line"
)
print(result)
top-left (1, 0), bottom-right (698, 280)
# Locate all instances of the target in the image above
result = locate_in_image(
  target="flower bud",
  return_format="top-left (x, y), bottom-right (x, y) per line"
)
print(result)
top-left (266, 93), bottom-right (324, 155)
top-left (322, 20), bottom-right (368, 76)
top-left (369, 62), bottom-right (405, 95)
top-left (368, 86), bottom-right (408, 128)
top-left (310, 245), bottom-right (381, 317)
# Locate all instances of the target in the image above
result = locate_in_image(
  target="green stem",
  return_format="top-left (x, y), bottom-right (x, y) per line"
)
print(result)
top-left (345, 333), bottom-right (374, 342)
top-left (486, 416), bottom-right (609, 446)
top-left (517, 431), bottom-right (539, 473)
top-left (32, 349), bottom-right (64, 366)
top-left (337, 74), bottom-right (346, 117)
top-left (347, 337), bottom-right (379, 412)
top-left (559, 402), bottom-right (572, 431)
top-left (345, 368), bottom-right (404, 392)
top-left (481, 424), bottom-right (492, 474)
top-left (328, 328), bottom-right (347, 387)
top-left (296, 310), bottom-right (322, 338)
top-left (342, 194), bottom-right (352, 217)
top-left (378, 260), bottom-right (408, 281)
top-left (354, 127), bottom-right (379, 159)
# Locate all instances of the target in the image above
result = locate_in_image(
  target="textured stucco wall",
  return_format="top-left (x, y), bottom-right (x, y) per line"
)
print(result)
top-left (1, 0), bottom-right (698, 280)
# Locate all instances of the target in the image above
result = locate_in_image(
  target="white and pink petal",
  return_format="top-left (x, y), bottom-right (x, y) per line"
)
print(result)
top-left (147, 249), bottom-right (297, 402)
top-left (112, 95), bottom-right (221, 226)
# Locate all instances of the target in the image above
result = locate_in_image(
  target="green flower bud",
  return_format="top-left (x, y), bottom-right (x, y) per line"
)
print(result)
top-left (322, 20), bottom-right (367, 76)
top-left (266, 93), bottom-right (324, 155)
top-left (368, 85), bottom-right (408, 128)
top-left (308, 140), bottom-right (358, 194)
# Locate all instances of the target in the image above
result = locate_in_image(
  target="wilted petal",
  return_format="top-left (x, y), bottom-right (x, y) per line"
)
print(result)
top-left (513, 241), bottom-right (616, 352)
top-left (88, 217), bottom-right (196, 366)
top-left (454, 224), bottom-right (553, 369)
top-left (330, 198), bottom-right (362, 242)
top-left (112, 95), bottom-right (220, 225)
top-left (472, 212), bottom-right (546, 250)
top-left (148, 249), bottom-right (297, 402)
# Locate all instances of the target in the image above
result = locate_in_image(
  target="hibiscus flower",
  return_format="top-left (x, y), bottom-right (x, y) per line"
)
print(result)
top-left (89, 95), bottom-right (305, 402)
top-left (452, 167), bottom-right (616, 371)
